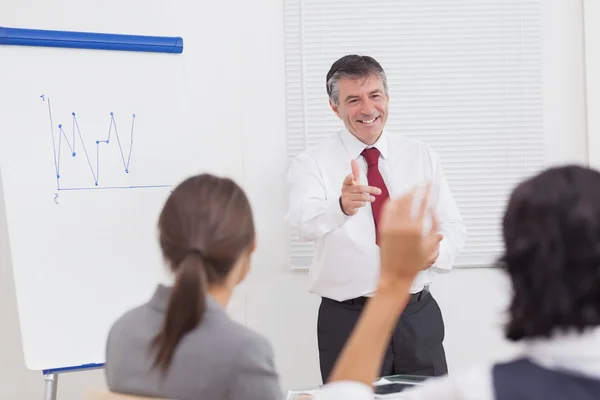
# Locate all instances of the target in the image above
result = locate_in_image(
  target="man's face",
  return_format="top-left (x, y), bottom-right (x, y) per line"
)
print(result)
top-left (330, 74), bottom-right (389, 145)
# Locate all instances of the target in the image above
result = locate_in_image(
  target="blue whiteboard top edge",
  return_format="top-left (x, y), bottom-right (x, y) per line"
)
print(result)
top-left (0, 26), bottom-right (183, 54)
top-left (42, 362), bottom-right (105, 375)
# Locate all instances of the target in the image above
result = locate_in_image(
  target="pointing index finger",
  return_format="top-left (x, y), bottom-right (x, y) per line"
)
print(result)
top-left (351, 159), bottom-right (361, 183)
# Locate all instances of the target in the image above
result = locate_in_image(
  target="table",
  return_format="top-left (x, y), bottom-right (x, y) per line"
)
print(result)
top-left (286, 374), bottom-right (428, 399)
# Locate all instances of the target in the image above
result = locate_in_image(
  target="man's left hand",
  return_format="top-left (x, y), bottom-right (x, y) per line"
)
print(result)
top-left (422, 233), bottom-right (443, 270)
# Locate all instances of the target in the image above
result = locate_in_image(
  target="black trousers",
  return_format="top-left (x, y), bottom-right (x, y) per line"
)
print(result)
top-left (317, 289), bottom-right (448, 383)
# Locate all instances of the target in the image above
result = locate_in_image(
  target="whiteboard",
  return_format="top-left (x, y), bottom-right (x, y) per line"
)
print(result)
top-left (0, 43), bottom-right (225, 371)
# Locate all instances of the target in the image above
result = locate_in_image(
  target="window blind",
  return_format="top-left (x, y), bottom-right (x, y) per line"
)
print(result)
top-left (284, 0), bottom-right (544, 268)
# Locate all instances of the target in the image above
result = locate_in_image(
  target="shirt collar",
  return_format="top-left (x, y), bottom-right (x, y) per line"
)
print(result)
top-left (524, 326), bottom-right (600, 379)
top-left (339, 127), bottom-right (388, 160)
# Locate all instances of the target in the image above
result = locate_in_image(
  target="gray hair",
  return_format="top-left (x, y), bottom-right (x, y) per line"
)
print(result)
top-left (326, 55), bottom-right (389, 105)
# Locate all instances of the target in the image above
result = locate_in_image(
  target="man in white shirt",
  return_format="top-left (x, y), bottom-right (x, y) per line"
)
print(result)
top-left (286, 54), bottom-right (467, 382)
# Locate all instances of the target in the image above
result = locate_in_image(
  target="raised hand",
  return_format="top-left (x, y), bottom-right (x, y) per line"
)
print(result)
top-left (378, 184), bottom-right (441, 286)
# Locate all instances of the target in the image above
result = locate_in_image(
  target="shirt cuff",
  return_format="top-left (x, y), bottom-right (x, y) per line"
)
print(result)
top-left (431, 239), bottom-right (453, 273)
top-left (315, 381), bottom-right (373, 400)
top-left (322, 196), bottom-right (351, 232)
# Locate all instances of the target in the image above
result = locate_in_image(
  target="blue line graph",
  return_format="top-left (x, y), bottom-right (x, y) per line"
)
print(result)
top-left (42, 95), bottom-right (170, 192)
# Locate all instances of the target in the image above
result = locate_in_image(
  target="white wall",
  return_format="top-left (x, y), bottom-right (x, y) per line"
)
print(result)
top-left (584, 0), bottom-right (600, 169)
top-left (0, 0), bottom-right (588, 399)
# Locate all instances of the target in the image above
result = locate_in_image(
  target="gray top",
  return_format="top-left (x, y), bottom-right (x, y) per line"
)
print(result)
top-left (105, 285), bottom-right (283, 400)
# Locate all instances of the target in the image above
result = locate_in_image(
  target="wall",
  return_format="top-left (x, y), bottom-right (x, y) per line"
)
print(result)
top-left (584, 0), bottom-right (600, 170)
top-left (0, 0), bottom-right (588, 399)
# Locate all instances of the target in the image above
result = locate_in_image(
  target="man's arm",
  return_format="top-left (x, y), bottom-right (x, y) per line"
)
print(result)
top-left (286, 152), bottom-right (352, 241)
top-left (428, 150), bottom-right (467, 272)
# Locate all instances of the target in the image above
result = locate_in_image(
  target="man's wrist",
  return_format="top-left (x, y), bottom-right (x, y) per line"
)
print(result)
top-left (339, 196), bottom-right (350, 216)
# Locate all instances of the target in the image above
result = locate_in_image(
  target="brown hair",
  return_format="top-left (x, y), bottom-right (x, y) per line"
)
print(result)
top-left (150, 174), bottom-right (255, 373)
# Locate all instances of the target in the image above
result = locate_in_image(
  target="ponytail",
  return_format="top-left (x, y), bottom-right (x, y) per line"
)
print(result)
top-left (151, 252), bottom-right (206, 373)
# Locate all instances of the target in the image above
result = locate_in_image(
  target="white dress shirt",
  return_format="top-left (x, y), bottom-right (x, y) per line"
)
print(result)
top-left (311, 327), bottom-right (600, 400)
top-left (286, 128), bottom-right (466, 300)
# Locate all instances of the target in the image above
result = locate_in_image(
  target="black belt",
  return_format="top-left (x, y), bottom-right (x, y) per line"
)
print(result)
top-left (340, 287), bottom-right (429, 307)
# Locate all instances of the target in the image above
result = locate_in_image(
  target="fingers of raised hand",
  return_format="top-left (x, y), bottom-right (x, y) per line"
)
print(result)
top-left (380, 183), bottom-right (433, 232)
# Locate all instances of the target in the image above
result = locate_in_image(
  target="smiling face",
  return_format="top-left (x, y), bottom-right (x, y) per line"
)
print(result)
top-left (330, 74), bottom-right (389, 145)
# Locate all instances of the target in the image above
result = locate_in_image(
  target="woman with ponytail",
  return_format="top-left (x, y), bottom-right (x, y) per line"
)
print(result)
top-left (104, 173), bottom-right (441, 400)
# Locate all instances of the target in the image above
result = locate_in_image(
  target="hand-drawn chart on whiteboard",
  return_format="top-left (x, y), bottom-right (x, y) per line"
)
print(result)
top-left (42, 94), bottom-right (170, 200)
top-left (0, 39), bottom-right (219, 372)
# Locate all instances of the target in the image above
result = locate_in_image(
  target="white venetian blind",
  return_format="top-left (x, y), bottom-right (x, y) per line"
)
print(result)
top-left (284, 0), bottom-right (544, 268)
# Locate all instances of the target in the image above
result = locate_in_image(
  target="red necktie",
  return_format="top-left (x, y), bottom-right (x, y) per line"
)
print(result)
top-left (361, 147), bottom-right (390, 245)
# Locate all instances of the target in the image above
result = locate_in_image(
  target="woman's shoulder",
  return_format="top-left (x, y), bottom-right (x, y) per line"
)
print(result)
top-left (194, 311), bottom-right (276, 368)
top-left (211, 319), bottom-right (282, 397)
top-left (183, 311), bottom-right (281, 396)
top-left (105, 297), bottom-right (282, 399)
top-left (106, 303), bottom-right (151, 345)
